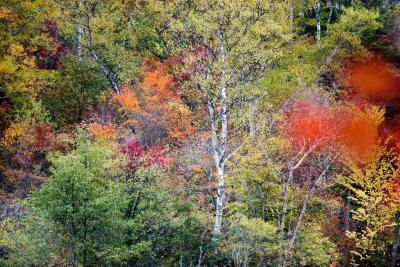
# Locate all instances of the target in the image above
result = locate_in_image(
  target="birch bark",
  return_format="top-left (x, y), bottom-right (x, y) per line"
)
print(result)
top-left (213, 21), bottom-right (228, 236)
top-left (315, 1), bottom-right (321, 46)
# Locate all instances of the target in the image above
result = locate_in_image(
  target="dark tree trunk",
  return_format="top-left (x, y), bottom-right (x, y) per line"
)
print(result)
top-left (345, 190), bottom-right (351, 232)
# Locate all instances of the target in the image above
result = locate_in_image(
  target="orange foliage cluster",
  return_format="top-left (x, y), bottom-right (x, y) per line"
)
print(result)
top-left (88, 122), bottom-right (117, 141)
top-left (142, 58), bottom-right (176, 104)
top-left (21, 124), bottom-right (55, 152)
top-left (142, 58), bottom-right (193, 139)
top-left (344, 56), bottom-right (400, 103)
top-left (338, 105), bottom-right (383, 164)
top-left (341, 54), bottom-right (400, 162)
top-left (112, 89), bottom-right (140, 112)
top-left (3, 122), bottom-right (54, 151)
top-left (2, 122), bottom-right (56, 177)
top-left (112, 57), bottom-right (193, 141)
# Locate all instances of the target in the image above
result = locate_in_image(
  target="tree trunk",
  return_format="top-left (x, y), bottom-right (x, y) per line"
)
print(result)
top-left (345, 190), bottom-right (351, 232)
top-left (315, 1), bottom-right (321, 45)
top-left (392, 211), bottom-right (400, 267)
top-left (280, 168), bottom-right (293, 235)
top-left (213, 161), bottom-right (225, 236)
top-left (212, 20), bottom-right (228, 238)
top-left (86, 17), bottom-right (121, 95)
top-left (281, 153), bottom-right (337, 267)
top-left (208, 96), bottom-right (225, 237)
top-left (288, 4), bottom-right (294, 32)
top-left (77, 0), bottom-right (83, 62)
top-left (326, 1), bottom-right (334, 33)
top-left (282, 170), bottom-right (326, 266)
top-left (90, 49), bottom-right (121, 94)
top-left (249, 99), bottom-right (256, 137)
top-left (280, 151), bottom-right (311, 236)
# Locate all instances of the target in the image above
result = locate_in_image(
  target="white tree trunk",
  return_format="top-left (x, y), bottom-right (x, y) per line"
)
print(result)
top-left (213, 161), bottom-right (225, 235)
top-left (77, 0), bottom-right (83, 62)
top-left (213, 21), bottom-right (228, 237)
top-left (209, 97), bottom-right (226, 237)
top-left (315, 1), bottom-right (321, 46)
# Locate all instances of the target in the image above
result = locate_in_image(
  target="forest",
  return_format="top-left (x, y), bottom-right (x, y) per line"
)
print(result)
top-left (3, 0), bottom-right (400, 266)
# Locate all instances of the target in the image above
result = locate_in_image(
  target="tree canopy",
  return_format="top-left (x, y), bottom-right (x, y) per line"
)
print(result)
top-left (2, 0), bottom-right (400, 266)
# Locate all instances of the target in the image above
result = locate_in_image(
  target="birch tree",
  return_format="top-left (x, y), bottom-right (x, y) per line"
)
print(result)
top-left (315, 1), bottom-right (322, 45)
top-left (48, 0), bottom-right (171, 94)
top-left (171, 0), bottom-right (290, 237)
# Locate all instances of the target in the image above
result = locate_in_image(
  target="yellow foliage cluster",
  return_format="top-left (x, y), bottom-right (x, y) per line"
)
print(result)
top-left (2, 120), bottom-right (29, 148)
top-left (0, 7), bottom-right (15, 20)
top-left (343, 150), bottom-right (400, 261)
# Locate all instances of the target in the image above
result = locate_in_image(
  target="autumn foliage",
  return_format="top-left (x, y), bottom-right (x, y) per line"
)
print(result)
top-left (283, 99), bottom-right (383, 164)
top-left (112, 88), bottom-right (140, 113)
top-left (121, 138), bottom-right (170, 169)
top-left (30, 124), bottom-right (54, 150)
top-left (36, 20), bottom-right (67, 70)
top-left (338, 105), bottom-right (383, 164)
top-left (383, 173), bottom-right (400, 206)
top-left (344, 55), bottom-right (400, 103)
top-left (283, 100), bottom-right (338, 150)
top-left (112, 57), bottom-right (193, 142)
top-left (88, 122), bottom-right (117, 141)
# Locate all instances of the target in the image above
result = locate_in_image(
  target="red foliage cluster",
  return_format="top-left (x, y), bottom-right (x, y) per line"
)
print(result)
top-left (283, 99), bottom-right (382, 163)
top-left (143, 146), bottom-right (170, 168)
top-left (283, 100), bottom-right (339, 151)
top-left (121, 138), bottom-right (170, 169)
top-left (31, 124), bottom-right (54, 149)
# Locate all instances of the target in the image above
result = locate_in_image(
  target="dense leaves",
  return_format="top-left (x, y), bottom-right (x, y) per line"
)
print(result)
top-left (1, 1), bottom-right (400, 266)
